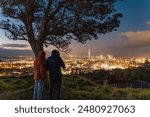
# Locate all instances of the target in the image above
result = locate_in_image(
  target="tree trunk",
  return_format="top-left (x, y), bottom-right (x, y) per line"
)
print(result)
top-left (29, 40), bottom-right (44, 58)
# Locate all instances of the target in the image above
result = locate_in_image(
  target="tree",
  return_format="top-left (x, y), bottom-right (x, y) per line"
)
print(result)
top-left (0, 0), bottom-right (122, 57)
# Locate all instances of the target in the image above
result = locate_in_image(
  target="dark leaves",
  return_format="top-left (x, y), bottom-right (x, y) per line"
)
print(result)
top-left (0, 0), bottom-right (123, 52)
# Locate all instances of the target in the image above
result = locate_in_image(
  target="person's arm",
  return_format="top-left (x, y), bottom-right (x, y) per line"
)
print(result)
top-left (40, 61), bottom-right (47, 80)
top-left (33, 60), bottom-right (37, 71)
top-left (60, 58), bottom-right (65, 69)
top-left (44, 58), bottom-right (49, 70)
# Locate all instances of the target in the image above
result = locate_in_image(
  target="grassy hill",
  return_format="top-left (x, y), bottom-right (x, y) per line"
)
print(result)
top-left (0, 75), bottom-right (150, 100)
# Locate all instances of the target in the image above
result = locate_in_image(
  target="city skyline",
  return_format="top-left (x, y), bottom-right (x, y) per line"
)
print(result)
top-left (0, 54), bottom-right (149, 77)
top-left (0, 0), bottom-right (150, 57)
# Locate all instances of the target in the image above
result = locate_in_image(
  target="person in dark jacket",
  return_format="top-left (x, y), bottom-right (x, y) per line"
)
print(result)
top-left (33, 50), bottom-right (47, 100)
top-left (45, 50), bottom-right (65, 100)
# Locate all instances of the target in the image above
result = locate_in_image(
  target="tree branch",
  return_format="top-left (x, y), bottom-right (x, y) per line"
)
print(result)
top-left (23, 1), bottom-right (36, 42)
top-left (48, 1), bottom-right (66, 21)
top-left (44, 41), bottom-right (71, 53)
top-left (38, 0), bottom-right (53, 42)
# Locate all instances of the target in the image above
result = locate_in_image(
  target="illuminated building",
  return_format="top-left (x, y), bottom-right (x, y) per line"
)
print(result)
top-left (88, 49), bottom-right (91, 59)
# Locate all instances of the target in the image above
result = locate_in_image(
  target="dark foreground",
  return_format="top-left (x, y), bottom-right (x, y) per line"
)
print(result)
top-left (0, 74), bottom-right (150, 100)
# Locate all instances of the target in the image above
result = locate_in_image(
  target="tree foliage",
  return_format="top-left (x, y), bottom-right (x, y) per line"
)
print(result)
top-left (0, 0), bottom-right (123, 56)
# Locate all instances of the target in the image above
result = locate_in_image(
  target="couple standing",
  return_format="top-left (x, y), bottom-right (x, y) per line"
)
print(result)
top-left (33, 50), bottom-right (65, 100)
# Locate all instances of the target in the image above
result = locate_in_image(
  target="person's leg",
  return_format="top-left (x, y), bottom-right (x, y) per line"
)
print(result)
top-left (33, 80), bottom-right (38, 100)
top-left (56, 78), bottom-right (62, 100)
top-left (48, 78), bottom-right (55, 100)
top-left (37, 80), bottom-right (44, 100)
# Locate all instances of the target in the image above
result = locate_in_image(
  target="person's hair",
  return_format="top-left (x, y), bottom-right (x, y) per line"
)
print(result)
top-left (51, 50), bottom-right (60, 57)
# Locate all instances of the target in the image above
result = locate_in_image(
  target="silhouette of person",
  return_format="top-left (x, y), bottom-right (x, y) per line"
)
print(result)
top-left (33, 50), bottom-right (47, 100)
top-left (45, 50), bottom-right (65, 100)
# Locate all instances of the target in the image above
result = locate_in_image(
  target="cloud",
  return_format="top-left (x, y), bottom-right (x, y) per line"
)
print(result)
top-left (146, 21), bottom-right (150, 25)
top-left (107, 30), bottom-right (150, 57)
top-left (0, 43), bottom-right (34, 56)
top-left (1, 44), bottom-right (28, 48)
top-left (0, 43), bottom-right (30, 50)
top-left (0, 48), bottom-right (33, 57)
top-left (120, 30), bottom-right (150, 48)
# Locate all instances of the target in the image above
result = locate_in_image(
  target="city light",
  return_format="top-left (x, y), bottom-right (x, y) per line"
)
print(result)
top-left (0, 55), bottom-right (149, 77)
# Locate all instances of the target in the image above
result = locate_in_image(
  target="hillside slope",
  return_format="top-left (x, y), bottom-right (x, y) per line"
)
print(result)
top-left (0, 75), bottom-right (150, 100)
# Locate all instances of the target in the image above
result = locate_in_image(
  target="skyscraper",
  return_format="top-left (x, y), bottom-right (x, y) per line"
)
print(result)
top-left (88, 49), bottom-right (91, 59)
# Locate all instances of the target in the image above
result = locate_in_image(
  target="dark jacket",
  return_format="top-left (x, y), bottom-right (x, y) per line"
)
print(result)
top-left (45, 50), bottom-right (65, 78)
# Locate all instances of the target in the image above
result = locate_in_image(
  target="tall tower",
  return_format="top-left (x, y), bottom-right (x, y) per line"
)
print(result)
top-left (88, 49), bottom-right (91, 59)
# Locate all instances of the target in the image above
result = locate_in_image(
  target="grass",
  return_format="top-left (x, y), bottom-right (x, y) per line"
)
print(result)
top-left (0, 75), bottom-right (150, 100)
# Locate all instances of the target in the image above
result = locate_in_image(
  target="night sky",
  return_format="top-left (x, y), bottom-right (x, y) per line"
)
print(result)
top-left (0, 0), bottom-right (150, 57)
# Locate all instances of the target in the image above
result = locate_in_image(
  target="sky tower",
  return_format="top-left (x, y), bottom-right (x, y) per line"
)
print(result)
top-left (88, 49), bottom-right (91, 59)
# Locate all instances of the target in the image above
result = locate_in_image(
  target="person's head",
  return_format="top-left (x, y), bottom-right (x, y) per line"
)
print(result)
top-left (51, 50), bottom-right (60, 57)
top-left (38, 50), bottom-right (46, 60)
